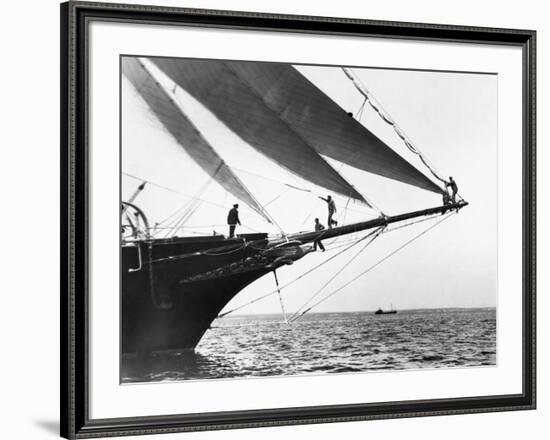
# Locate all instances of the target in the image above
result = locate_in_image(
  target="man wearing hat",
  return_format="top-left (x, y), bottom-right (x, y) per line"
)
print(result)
top-left (227, 204), bottom-right (241, 238)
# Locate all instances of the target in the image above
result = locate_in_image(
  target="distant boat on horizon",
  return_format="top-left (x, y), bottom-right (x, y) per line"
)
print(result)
top-left (375, 304), bottom-right (397, 315)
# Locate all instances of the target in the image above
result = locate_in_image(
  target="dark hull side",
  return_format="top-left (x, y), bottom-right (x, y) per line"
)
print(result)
top-left (121, 234), bottom-right (293, 354)
top-left (122, 263), bottom-right (270, 353)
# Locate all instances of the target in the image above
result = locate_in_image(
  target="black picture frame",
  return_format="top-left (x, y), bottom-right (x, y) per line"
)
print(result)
top-left (60, 1), bottom-right (536, 438)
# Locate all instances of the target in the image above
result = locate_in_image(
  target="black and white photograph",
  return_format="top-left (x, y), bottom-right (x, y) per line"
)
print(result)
top-left (120, 56), bottom-right (496, 383)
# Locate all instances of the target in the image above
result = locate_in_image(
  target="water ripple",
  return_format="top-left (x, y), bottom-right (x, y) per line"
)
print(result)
top-left (122, 308), bottom-right (496, 383)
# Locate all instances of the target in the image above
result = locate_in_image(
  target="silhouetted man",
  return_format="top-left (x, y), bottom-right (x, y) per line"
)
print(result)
top-left (313, 218), bottom-right (326, 252)
top-left (227, 204), bottom-right (241, 238)
top-left (318, 195), bottom-right (338, 228)
top-left (446, 177), bottom-right (458, 203)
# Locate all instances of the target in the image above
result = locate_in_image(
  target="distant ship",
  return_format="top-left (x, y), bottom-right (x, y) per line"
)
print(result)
top-left (374, 304), bottom-right (398, 315)
top-left (121, 57), bottom-right (465, 354)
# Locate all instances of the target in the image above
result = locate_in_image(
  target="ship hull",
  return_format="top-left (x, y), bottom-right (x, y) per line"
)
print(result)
top-left (121, 233), bottom-right (299, 354)
top-left (122, 264), bottom-right (270, 353)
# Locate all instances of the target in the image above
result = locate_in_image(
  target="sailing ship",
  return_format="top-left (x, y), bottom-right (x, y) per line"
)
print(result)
top-left (121, 57), bottom-right (467, 354)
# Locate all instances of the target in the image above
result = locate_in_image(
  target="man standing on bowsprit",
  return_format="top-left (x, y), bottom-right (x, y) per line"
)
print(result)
top-left (313, 218), bottom-right (326, 252)
top-left (318, 195), bottom-right (338, 228)
top-left (446, 176), bottom-right (459, 204)
top-left (227, 204), bottom-right (241, 238)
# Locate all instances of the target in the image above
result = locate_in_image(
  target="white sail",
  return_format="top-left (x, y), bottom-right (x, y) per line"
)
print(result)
top-left (152, 57), bottom-right (444, 196)
top-left (122, 57), bottom-right (272, 223)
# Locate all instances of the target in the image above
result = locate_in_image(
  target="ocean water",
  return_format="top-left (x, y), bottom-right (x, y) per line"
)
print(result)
top-left (121, 308), bottom-right (496, 383)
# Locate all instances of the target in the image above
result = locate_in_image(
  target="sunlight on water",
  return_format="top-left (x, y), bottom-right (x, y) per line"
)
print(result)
top-left (121, 308), bottom-right (496, 383)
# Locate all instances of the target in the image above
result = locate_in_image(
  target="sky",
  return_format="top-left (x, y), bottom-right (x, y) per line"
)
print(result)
top-left (121, 57), bottom-right (498, 314)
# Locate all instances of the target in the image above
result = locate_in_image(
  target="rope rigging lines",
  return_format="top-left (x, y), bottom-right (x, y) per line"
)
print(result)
top-left (122, 171), bottom-right (270, 230)
top-left (290, 211), bottom-right (457, 321)
top-left (289, 225), bottom-right (386, 322)
top-left (216, 227), bottom-right (384, 319)
top-left (125, 61), bottom-right (463, 248)
top-left (217, 211), bottom-right (456, 320)
top-left (273, 270), bottom-right (288, 324)
top-left (123, 168), bottom-right (376, 240)
top-left (161, 174), bottom-right (215, 238)
top-left (342, 67), bottom-right (449, 190)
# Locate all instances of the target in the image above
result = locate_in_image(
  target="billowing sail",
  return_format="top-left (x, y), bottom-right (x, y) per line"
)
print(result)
top-left (149, 58), bottom-right (367, 203)
top-left (122, 57), bottom-right (271, 222)
top-left (153, 58), bottom-right (443, 195)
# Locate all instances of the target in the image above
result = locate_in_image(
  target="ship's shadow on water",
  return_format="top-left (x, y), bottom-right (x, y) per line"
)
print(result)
top-left (121, 308), bottom-right (496, 384)
top-left (122, 351), bottom-right (242, 383)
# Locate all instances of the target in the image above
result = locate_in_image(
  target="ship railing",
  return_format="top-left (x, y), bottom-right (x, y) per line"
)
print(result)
top-left (121, 201), bottom-right (151, 239)
top-left (127, 242), bottom-right (143, 272)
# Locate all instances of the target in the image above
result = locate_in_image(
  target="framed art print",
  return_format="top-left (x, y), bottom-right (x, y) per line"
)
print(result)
top-left (61, 1), bottom-right (536, 438)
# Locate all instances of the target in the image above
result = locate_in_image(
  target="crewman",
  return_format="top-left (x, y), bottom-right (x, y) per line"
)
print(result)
top-left (442, 191), bottom-right (451, 206)
top-left (313, 218), bottom-right (326, 252)
top-left (227, 204), bottom-right (241, 238)
top-left (446, 177), bottom-right (459, 203)
top-left (318, 195), bottom-right (338, 228)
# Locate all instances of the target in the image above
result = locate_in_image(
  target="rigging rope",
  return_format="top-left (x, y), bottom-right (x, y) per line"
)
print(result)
top-left (122, 172), bottom-right (271, 226)
top-left (168, 76), bottom-right (287, 232)
top-left (340, 193), bottom-right (353, 227)
top-left (273, 270), bottom-right (288, 323)
top-left (289, 226), bottom-right (386, 322)
top-left (354, 188), bottom-right (385, 218)
top-left (335, 161), bottom-right (385, 217)
top-left (125, 172), bottom-right (373, 223)
top-left (216, 228), bottom-right (383, 319)
top-left (322, 234), bottom-right (372, 251)
top-left (355, 97), bottom-right (368, 121)
top-left (383, 212), bottom-right (446, 234)
top-left (154, 202), bottom-right (188, 229)
top-left (342, 67), bottom-right (448, 189)
top-left (163, 198), bottom-right (199, 237)
top-left (144, 243), bottom-right (247, 266)
top-left (291, 211), bottom-right (457, 320)
top-left (163, 174), bottom-right (215, 237)
top-left (262, 187), bottom-right (292, 209)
